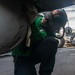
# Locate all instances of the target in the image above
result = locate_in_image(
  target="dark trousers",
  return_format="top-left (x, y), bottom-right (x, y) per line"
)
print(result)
top-left (13, 36), bottom-right (58, 75)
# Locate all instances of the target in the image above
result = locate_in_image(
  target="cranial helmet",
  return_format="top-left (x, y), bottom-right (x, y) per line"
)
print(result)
top-left (51, 9), bottom-right (68, 27)
top-left (43, 9), bottom-right (68, 31)
top-left (43, 9), bottom-right (68, 39)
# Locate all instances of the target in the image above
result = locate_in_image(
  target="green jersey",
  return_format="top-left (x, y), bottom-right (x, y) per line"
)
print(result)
top-left (11, 15), bottom-right (47, 56)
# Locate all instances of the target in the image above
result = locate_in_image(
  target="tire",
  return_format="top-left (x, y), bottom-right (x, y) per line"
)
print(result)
top-left (65, 27), bottom-right (72, 35)
top-left (70, 33), bottom-right (75, 46)
top-left (0, 2), bottom-right (28, 54)
top-left (58, 38), bottom-right (65, 48)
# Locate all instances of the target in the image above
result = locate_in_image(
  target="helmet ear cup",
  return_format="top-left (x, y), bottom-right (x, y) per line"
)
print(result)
top-left (52, 14), bottom-right (61, 22)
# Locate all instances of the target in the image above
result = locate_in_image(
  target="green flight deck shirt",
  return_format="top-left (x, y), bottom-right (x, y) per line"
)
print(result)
top-left (11, 15), bottom-right (54, 56)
